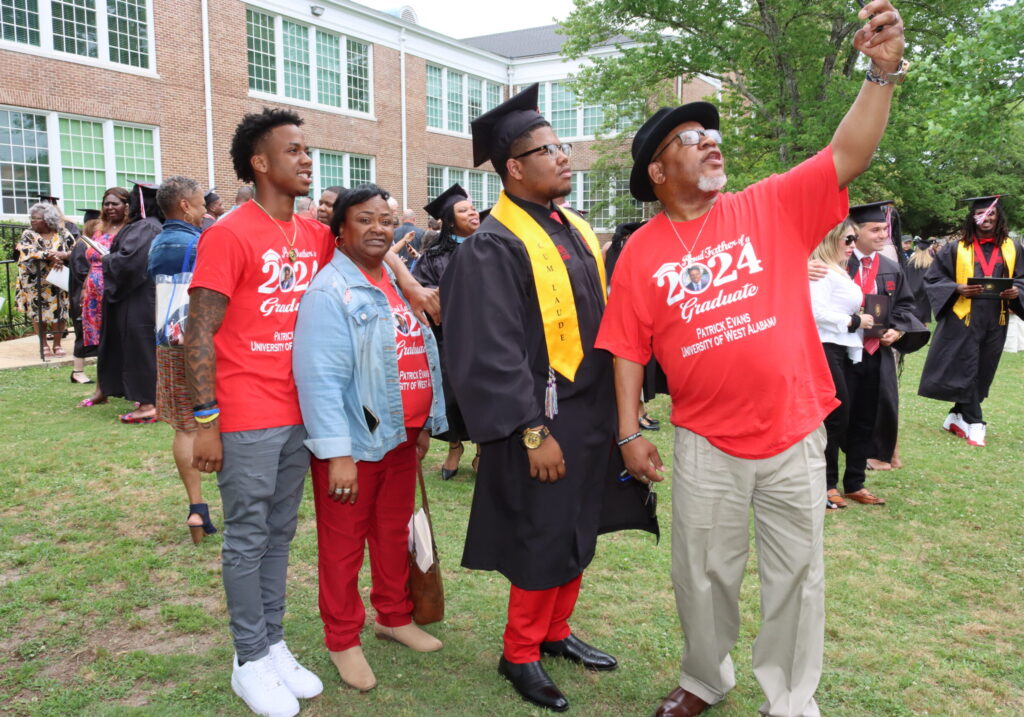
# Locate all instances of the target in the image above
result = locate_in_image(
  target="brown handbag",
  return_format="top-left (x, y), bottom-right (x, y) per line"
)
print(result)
top-left (408, 462), bottom-right (444, 625)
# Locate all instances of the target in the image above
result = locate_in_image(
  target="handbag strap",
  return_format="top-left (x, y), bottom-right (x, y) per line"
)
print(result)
top-left (415, 460), bottom-right (432, 521)
top-left (181, 232), bottom-right (201, 274)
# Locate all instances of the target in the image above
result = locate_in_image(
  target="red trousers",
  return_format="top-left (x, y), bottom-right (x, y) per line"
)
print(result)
top-left (503, 573), bottom-right (583, 663)
top-left (311, 434), bottom-right (417, 652)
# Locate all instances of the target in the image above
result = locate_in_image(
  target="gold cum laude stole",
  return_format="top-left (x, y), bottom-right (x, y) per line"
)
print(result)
top-left (489, 190), bottom-right (607, 389)
top-left (953, 238), bottom-right (1016, 325)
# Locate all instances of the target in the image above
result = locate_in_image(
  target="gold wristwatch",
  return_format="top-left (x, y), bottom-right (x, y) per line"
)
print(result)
top-left (521, 425), bottom-right (551, 449)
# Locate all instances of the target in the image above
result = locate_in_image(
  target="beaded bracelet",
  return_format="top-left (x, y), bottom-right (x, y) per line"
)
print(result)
top-left (616, 432), bottom-right (643, 447)
top-left (194, 412), bottom-right (220, 425)
top-left (193, 408), bottom-right (220, 418)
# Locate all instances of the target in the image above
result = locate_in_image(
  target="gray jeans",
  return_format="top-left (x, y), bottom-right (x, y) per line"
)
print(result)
top-left (218, 424), bottom-right (309, 662)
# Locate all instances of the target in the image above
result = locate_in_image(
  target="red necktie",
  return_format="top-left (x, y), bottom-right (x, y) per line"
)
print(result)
top-left (861, 257), bottom-right (880, 355)
top-left (549, 210), bottom-right (563, 225)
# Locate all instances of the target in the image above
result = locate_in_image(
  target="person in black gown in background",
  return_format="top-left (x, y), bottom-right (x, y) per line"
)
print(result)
top-left (411, 183), bottom-right (481, 479)
top-left (98, 181), bottom-right (164, 423)
top-left (918, 195), bottom-right (1024, 447)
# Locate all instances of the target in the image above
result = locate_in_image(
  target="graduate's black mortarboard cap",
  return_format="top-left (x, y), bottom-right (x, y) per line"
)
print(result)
top-left (915, 237), bottom-right (935, 250)
top-left (81, 209), bottom-right (101, 224)
top-left (37, 194), bottom-right (60, 205)
top-left (848, 200), bottom-right (896, 224)
top-left (128, 179), bottom-right (162, 220)
top-left (471, 83), bottom-right (544, 169)
top-left (958, 195), bottom-right (1005, 212)
top-left (423, 183), bottom-right (469, 219)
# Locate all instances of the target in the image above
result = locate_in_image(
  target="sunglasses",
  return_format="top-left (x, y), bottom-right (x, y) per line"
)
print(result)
top-left (844, 234), bottom-right (857, 245)
top-left (512, 143), bottom-right (573, 160)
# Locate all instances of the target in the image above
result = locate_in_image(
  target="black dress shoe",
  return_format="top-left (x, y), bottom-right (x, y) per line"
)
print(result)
top-left (540, 633), bottom-right (618, 671)
top-left (498, 657), bottom-right (569, 712)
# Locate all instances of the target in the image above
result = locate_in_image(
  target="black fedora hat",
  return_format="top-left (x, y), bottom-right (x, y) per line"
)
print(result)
top-left (629, 102), bottom-right (719, 203)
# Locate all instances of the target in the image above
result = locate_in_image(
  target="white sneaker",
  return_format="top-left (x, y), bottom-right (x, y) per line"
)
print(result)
top-left (269, 640), bottom-right (324, 699)
top-left (942, 412), bottom-right (968, 438)
top-left (231, 653), bottom-right (300, 717)
top-left (966, 423), bottom-right (986, 447)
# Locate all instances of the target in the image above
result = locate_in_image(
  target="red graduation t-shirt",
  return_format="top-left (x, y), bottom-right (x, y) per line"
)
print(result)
top-left (189, 201), bottom-right (335, 432)
top-left (596, 146), bottom-right (848, 459)
top-left (362, 268), bottom-right (433, 429)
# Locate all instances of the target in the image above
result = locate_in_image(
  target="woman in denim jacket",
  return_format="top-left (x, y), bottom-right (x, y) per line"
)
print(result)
top-left (293, 184), bottom-right (447, 693)
top-left (147, 176), bottom-right (219, 542)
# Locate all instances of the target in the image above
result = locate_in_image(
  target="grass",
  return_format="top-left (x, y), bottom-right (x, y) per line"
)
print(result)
top-left (0, 348), bottom-right (1022, 716)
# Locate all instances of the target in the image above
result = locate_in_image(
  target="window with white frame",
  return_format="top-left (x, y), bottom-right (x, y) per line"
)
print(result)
top-left (426, 65), bottom-right (503, 135)
top-left (564, 171), bottom-right (642, 232)
top-left (245, 8), bottom-right (372, 115)
top-left (426, 165), bottom-right (501, 209)
top-left (520, 81), bottom-right (636, 140)
top-left (311, 149), bottom-right (375, 199)
top-left (1, 0), bottom-right (151, 69)
top-left (0, 105), bottom-right (158, 215)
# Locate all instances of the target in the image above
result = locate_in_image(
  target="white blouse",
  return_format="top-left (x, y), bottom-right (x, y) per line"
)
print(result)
top-left (809, 268), bottom-right (863, 363)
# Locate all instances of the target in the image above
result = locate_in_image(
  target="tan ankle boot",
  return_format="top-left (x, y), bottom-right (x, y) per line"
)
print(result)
top-left (329, 646), bottom-right (377, 691)
top-left (374, 622), bottom-right (443, 652)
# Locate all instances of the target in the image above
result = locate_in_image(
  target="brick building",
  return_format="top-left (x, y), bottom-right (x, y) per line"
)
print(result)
top-left (0, 0), bottom-right (717, 232)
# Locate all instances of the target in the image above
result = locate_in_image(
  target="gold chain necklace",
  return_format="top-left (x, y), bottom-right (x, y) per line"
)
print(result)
top-left (665, 202), bottom-right (715, 265)
top-left (251, 197), bottom-right (299, 262)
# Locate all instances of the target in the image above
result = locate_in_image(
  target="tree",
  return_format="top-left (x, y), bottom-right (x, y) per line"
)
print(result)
top-left (561, 0), bottom-right (1023, 235)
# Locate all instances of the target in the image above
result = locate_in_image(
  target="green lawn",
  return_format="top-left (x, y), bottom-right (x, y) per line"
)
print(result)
top-left (0, 349), bottom-right (1022, 716)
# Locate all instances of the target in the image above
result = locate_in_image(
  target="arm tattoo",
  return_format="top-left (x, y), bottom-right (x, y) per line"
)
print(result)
top-left (184, 288), bottom-right (228, 410)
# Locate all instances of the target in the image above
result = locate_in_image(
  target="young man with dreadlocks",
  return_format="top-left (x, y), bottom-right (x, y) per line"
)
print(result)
top-left (918, 195), bottom-right (1024, 446)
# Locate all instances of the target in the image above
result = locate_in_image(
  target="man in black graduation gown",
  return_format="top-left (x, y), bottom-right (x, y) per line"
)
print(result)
top-left (841, 201), bottom-right (928, 504)
top-left (918, 195), bottom-right (1024, 446)
top-left (441, 84), bottom-right (654, 713)
top-left (98, 181), bottom-right (163, 423)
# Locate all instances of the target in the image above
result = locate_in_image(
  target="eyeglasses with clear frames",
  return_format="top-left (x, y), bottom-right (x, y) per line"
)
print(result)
top-left (512, 143), bottom-right (573, 160)
top-left (652, 129), bottom-right (723, 161)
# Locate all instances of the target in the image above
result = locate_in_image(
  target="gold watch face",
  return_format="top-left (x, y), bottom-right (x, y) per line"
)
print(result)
top-left (523, 431), bottom-right (543, 449)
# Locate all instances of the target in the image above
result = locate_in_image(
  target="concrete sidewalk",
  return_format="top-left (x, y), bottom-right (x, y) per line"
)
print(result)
top-left (0, 335), bottom-right (87, 370)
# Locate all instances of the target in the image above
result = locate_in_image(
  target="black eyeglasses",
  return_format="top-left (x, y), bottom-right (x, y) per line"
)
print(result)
top-left (512, 143), bottom-right (573, 160)
top-left (844, 234), bottom-right (857, 245)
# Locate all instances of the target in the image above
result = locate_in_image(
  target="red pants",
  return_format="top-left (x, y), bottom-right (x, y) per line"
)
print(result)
top-left (503, 574), bottom-right (583, 663)
top-left (311, 434), bottom-right (417, 652)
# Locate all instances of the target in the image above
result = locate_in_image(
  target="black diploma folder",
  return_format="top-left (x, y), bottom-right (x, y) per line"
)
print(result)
top-left (967, 276), bottom-right (1013, 299)
top-left (862, 294), bottom-right (890, 338)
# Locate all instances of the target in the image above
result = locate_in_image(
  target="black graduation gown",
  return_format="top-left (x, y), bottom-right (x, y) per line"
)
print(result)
top-left (917, 240), bottom-right (1024, 404)
top-left (98, 217), bottom-right (162, 403)
top-left (68, 239), bottom-right (96, 359)
top-left (903, 259), bottom-right (933, 325)
top-left (412, 245), bottom-right (470, 443)
top-left (846, 254), bottom-right (930, 462)
top-left (441, 196), bottom-right (656, 591)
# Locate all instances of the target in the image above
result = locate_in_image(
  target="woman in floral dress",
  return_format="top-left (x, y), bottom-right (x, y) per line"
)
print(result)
top-left (15, 203), bottom-right (74, 356)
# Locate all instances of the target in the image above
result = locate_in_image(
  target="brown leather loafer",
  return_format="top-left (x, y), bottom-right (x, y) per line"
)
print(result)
top-left (844, 488), bottom-right (886, 505)
top-left (826, 489), bottom-right (847, 509)
top-left (653, 686), bottom-right (710, 717)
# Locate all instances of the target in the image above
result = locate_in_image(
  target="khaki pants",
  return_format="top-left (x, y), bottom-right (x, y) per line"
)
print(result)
top-left (671, 426), bottom-right (826, 717)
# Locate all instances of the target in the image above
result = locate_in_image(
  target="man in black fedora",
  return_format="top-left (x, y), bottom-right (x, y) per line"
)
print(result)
top-left (596, 2), bottom-right (908, 715)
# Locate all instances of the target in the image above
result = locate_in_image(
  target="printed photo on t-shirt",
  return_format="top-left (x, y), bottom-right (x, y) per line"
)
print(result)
top-left (684, 263), bottom-right (711, 294)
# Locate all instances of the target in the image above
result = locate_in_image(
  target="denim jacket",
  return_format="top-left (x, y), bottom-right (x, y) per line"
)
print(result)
top-left (293, 248), bottom-right (447, 462)
top-left (146, 219), bottom-right (201, 278)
